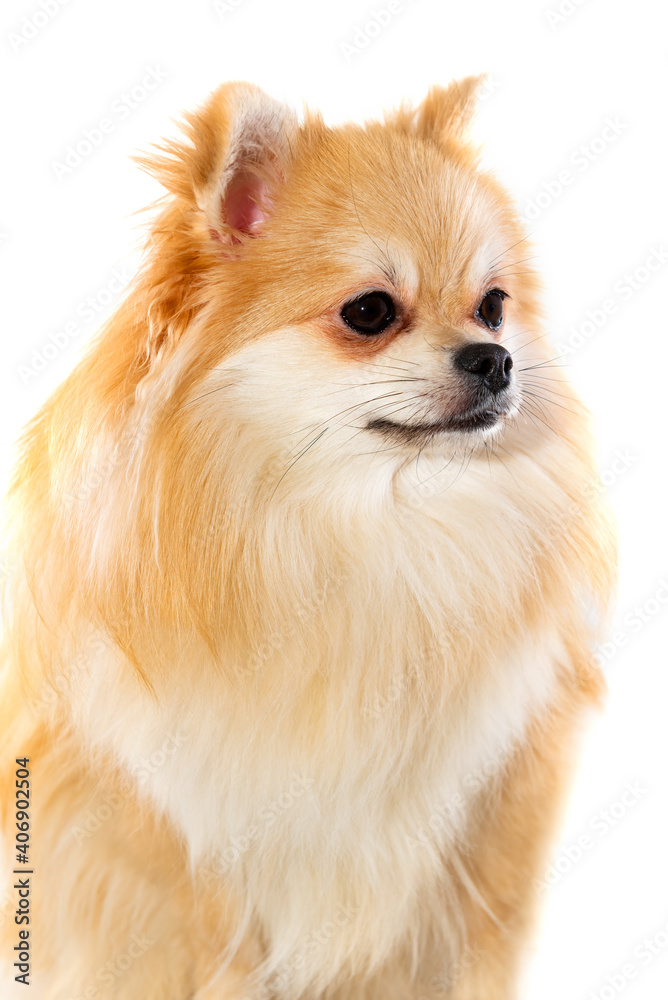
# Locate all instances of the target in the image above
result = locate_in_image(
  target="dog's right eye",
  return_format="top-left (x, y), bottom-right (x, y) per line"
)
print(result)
top-left (341, 292), bottom-right (395, 336)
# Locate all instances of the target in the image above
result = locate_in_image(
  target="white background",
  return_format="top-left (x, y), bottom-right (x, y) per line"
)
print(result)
top-left (1, 0), bottom-right (667, 997)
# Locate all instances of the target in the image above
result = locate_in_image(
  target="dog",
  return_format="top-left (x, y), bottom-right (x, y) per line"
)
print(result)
top-left (0, 77), bottom-right (616, 999)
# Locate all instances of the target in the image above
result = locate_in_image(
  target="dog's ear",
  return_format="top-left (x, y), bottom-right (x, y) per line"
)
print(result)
top-left (138, 82), bottom-right (297, 243)
top-left (390, 76), bottom-right (484, 150)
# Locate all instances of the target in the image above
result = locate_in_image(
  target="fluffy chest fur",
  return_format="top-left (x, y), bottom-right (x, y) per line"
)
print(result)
top-left (65, 453), bottom-right (572, 993)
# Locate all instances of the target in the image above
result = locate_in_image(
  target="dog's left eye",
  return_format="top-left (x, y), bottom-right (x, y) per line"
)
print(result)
top-left (476, 289), bottom-right (507, 331)
top-left (341, 292), bottom-right (396, 336)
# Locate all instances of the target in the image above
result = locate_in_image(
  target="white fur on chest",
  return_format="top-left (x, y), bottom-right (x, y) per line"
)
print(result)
top-left (62, 438), bottom-right (578, 994)
top-left (71, 606), bottom-right (562, 994)
top-left (59, 418), bottom-right (585, 996)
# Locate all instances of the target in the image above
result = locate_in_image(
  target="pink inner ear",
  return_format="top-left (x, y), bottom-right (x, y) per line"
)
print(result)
top-left (222, 170), bottom-right (271, 238)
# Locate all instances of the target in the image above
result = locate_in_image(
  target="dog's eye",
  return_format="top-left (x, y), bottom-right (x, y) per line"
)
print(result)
top-left (476, 289), bottom-right (507, 331)
top-left (341, 292), bottom-right (395, 336)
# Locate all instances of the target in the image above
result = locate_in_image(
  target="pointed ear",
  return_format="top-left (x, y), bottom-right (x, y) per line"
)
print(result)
top-left (139, 82), bottom-right (297, 244)
top-left (197, 83), bottom-right (298, 244)
top-left (390, 75), bottom-right (485, 149)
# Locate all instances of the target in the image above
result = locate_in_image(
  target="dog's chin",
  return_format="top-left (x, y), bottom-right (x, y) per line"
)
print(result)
top-left (366, 405), bottom-right (511, 446)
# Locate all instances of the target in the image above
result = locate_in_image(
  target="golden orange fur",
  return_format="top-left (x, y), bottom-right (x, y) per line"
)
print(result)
top-left (0, 77), bottom-right (615, 999)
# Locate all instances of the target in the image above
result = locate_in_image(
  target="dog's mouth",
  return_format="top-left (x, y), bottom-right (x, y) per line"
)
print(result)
top-left (367, 406), bottom-right (506, 443)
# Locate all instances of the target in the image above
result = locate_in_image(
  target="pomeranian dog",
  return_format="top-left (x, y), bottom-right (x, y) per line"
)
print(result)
top-left (0, 77), bottom-right (615, 999)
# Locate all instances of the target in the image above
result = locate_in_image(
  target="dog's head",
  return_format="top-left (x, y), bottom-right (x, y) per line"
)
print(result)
top-left (130, 78), bottom-right (563, 504)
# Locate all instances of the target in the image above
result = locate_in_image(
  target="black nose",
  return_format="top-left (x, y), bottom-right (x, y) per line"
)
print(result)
top-left (454, 342), bottom-right (513, 394)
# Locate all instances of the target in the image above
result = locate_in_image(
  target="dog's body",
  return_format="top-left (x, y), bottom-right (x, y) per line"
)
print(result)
top-left (0, 79), bottom-right (615, 999)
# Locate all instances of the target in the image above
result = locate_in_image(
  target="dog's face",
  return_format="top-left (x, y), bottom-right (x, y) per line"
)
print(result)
top-left (140, 80), bottom-right (555, 501)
